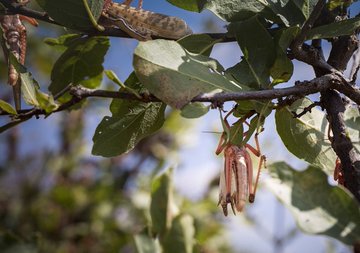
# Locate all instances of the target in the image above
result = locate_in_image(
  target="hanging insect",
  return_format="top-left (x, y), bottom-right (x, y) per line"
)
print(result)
top-left (216, 109), bottom-right (266, 216)
top-left (0, 0), bottom-right (38, 110)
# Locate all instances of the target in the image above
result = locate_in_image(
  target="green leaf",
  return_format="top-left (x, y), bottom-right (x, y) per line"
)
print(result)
top-left (201, 0), bottom-right (305, 25)
top-left (275, 98), bottom-right (337, 174)
top-left (201, 0), bottom-right (277, 22)
top-left (9, 53), bottom-right (58, 112)
top-left (35, 90), bottom-right (59, 114)
top-left (35, 0), bottom-right (104, 30)
top-left (306, 16), bottom-right (360, 40)
top-left (228, 120), bottom-right (244, 146)
top-left (44, 34), bottom-right (82, 51)
top-left (178, 34), bottom-right (221, 56)
top-left (134, 40), bottom-right (247, 109)
top-left (49, 36), bottom-right (109, 95)
top-left (0, 100), bottom-right (17, 114)
top-left (81, 73), bottom-right (103, 89)
top-left (20, 72), bottom-right (40, 107)
top-left (180, 102), bottom-right (209, 118)
top-left (162, 214), bottom-right (195, 253)
top-left (327, 0), bottom-right (354, 10)
top-left (92, 73), bottom-right (166, 157)
top-left (150, 169), bottom-right (174, 236)
top-left (104, 70), bottom-right (124, 87)
top-left (92, 102), bottom-right (165, 157)
top-left (134, 233), bottom-right (161, 253)
top-left (292, 0), bottom-right (318, 19)
top-left (228, 16), bottom-right (276, 89)
top-left (344, 107), bottom-right (360, 153)
top-left (9, 53), bottom-right (40, 107)
top-left (271, 27), bottom-right (299, 84)
top-left (104, 70), bottom-right (141, 97)
top-left (266, 162), bottom-right (360, 245)
top-left (166, 0), bottom-right (202, 12)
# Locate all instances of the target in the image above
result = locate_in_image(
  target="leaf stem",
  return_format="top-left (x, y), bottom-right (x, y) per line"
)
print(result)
top-left (82, 0), bottom-right (105, 32)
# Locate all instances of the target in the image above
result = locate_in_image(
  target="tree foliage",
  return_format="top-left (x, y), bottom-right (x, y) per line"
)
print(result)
top-left (0, 0), bottom-right (360, 252)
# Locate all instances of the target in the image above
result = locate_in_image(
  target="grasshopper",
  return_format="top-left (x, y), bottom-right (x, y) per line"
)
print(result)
top-left (102, 0), bottom-right (192, 40)
top-left (0, 0), bottom-right (37, 110)
top-left (216, 109), bottom-right (266, 216)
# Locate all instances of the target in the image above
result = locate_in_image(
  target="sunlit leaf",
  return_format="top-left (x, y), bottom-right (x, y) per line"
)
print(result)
top-left (201, 0), bottom-right (277, 22)
top-left (275, 98), bottom-right (337, 174)
top-left (201, 0), bottom-right (305, 25)
top-left (9, 53), bottom-right (40, 107)
top-left (266, 162), bottom-right (360, 245)
top-left (134, 40), bottom-right (247, 109)
top-left (178, 34), bottom-right (221, 56)
top-left (327, 0), bottom-right (354, 10)
top-left (9, 53), bottom-right (59, 113)
top-left (134, 233), bottom-right (161, 253)
top-left (343, 107), bottom-right (360, 153)
top-left (306, 16), bottom-right (360, 40)
top-left (180, 102), bottom-right (209, 118)
top-left (0, 99), bottom-right (17, 115)
top-left (150, 169), bottom-right (175, 236)
top-left (162, 214), bottom-right (195, 253)
top-left (35, 90), bottom-right (59, 113)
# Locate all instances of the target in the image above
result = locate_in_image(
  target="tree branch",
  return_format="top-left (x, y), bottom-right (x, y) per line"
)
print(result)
top-left (290, 0), bottom-right (341, 73)
top-left (1, 74), bottom-right (358, 119)
top-left (318, 26), bottom-right (360, 202)
top-left (0, 0), bottom-right (59, 25)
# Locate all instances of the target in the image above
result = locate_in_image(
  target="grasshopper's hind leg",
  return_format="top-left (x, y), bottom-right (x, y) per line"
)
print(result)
top-left (122, 0), bottom-right (142, 8)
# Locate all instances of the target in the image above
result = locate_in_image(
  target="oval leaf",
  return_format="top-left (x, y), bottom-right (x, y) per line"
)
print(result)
top-left (275, 98), bottom-right (336, 174)
top-left (134, 233), bottom-right (161, 253)
top-left (344, 107), bottom-right (360, 153)
top-left (306, 16), bottom-right (360, 40)
top-left (150, 169), bottom-right (174, 236)
top-left (0, 99), bottom-right (17, 114)
top-left (180, 102), bottom-right (209, 118)
top-left (178, 34), bottom-right (220, 56)
top-left (162, 214), bottom-right (195, 253)
top-left (134, 40), bottom-right (247, 109)
top-left (266, 162), bottom-right (360, 245)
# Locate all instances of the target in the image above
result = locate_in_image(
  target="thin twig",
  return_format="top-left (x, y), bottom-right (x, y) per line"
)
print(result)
top-left (292, 101), bottom-right (321, 118)
top-left (0, 0), bottom-right (59, 25)
top-left (292, 0), bottom-right (326, 48)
